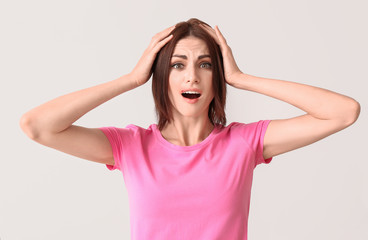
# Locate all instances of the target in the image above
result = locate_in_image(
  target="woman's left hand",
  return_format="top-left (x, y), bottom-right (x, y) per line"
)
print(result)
top-left (199, 24), bottom-right (242, 86)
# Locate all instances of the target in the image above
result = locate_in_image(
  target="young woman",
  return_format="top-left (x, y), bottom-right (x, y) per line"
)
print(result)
top-left (20, 18), bottom-right (360, 239)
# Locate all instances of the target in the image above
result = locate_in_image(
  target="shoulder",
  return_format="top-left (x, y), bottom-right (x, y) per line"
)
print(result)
top-left (100, 123), bottom-right (157, 140)
top-left (223, 120), bottom-right (269, 131)
top-left (110, 123), bottom-right (156, 132)
top-left (126, 124), bottom-right (156, 134)
top-left (126, 123), bottom-right (157, 137)
top-left (220, 120), bottom-right (271, 141)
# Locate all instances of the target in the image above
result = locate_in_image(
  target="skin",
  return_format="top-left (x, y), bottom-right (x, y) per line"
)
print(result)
top-left (19, 23), bottom-right (360, 167)
top-left (19, 25), bottom-right (176, 165)
top-left (160, 36), bottom-right (215, 146)
top-left (200, 24), bottom-right (360, 159)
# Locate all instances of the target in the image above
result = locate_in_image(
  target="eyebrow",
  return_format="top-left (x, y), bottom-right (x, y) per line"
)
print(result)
top-left (171, 54), bottom-right (211, 60)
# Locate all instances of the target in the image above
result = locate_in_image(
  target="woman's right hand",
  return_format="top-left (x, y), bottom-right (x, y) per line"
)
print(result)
top-left (129, 25), bottom-right (176, 87)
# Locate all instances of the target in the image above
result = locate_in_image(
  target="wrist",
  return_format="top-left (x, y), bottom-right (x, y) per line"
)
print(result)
top-left (125, 72), bottom-right (142, 89)
top-left (115, 73), bottom-right (140, 93)
top-left (229, 73), bottom-right (254, 90)
top-left (227, 72), bottom-right (245, 87)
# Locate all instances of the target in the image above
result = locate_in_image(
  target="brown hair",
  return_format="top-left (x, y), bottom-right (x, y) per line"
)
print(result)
top-left (152, 18), bottom-right (226, 130)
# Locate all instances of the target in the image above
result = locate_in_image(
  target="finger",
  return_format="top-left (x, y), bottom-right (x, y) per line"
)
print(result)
top-left (198, 24), bottom-right (217, 39)
top-left (199, 24), bottom-right (220, 45)
top-left (151, 25), bottom-right (176, 44)
top-left (153, 34), bottom-right (173, 53)
top-left (161, 25), bottom-right (176, 36)
top-left (214, 25), bottom-right (227, 45)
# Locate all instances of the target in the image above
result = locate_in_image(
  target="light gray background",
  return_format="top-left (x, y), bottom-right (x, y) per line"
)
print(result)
top-left (1, 0), bottom-right (367, 239)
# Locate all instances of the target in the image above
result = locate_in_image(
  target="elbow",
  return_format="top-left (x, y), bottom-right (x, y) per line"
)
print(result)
top-left (19, 113), bottom-right (40, 140)
top-left (342, 99), bottom-right (361, 127)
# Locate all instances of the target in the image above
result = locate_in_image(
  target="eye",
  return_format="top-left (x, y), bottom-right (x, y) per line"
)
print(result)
top-left (200, 62), bottom-right (212, 69)
top-left (171, 63), bottom-right (184, 69)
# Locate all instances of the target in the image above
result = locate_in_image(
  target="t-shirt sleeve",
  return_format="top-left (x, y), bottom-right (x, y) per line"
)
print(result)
top-left (253, 120), bottom-right (273, 166)
top-left (233, 120), bottom-right (273, 167)
top-left (99, 126), bottom-right (133, 171)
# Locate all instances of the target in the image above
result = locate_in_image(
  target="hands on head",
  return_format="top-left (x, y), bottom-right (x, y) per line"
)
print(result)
top-left (129, 20), bottom-right (243, 88)
top-left (129, 25), bottom-right (176, 87)
top-left (198, 24), bottom-right (243, 86)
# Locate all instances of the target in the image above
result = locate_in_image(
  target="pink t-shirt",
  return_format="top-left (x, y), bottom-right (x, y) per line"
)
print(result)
top-left (100, 120), bottom-right (273, 240)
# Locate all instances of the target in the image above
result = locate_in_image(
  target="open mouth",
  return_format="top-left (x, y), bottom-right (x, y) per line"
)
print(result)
top-left (181, 91), bottom-right (201, 99)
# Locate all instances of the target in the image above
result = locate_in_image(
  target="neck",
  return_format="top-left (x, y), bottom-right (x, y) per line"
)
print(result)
top-left (160, 116), bottom-right (214, 146)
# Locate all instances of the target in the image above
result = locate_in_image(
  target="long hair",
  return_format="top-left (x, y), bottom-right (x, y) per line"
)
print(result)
top-left (152, 18), bottom-right (227, 130)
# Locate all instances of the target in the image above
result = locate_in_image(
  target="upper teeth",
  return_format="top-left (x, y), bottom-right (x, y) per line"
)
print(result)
top-left (183, 91), bottom-right (200, 94)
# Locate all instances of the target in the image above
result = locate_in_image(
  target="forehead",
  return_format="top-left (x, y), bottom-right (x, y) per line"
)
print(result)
top-left (172, 36), bottom-right (209, 54)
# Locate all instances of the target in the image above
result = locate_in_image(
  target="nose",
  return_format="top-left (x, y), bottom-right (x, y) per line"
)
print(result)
top-left (185, 64), bottom-right (199, 83)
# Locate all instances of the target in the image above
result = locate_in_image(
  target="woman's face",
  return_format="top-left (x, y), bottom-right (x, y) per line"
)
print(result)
top-left (168, 36), bottom-right (214, 120)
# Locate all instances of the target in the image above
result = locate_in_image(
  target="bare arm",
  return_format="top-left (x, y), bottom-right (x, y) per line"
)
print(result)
top-left (232, 73), bottom-right (361, 159)
top-left (21, 75), bottom-right (137, 138)
top-left (201, 24), bottom-right (360, 159)
top-left (20, 74), bottom-right (137, 165)
top-left (20, 25), bottom-right (175, 165)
